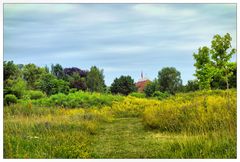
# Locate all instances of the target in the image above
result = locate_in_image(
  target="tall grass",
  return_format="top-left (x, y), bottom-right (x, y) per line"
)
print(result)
top-left (142, 89), bottom-right (236, 133)
top-left (4, 89), bottom-right (237, 158)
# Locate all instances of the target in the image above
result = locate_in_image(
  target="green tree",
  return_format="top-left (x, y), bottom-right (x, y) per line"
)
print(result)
top-left (110, 75), bottom-right (137, 95)
top-left (158, 67), bottom-right (182, 94)
top-left (193, 46), bottom-right (216, 90)
top-left (4, 78), bottom-right (27, 99)
top-left (36, 73), bottom-right (69, 95)
top-left (144, 79), bottom-right (159, 97)
top-left (228, 62), bottom-right (236, 88)
top-left (68, 72), bottom-right (87, 91)
top-left (3, 61), bottom-right (21, 81)
top-left (210, 33), bottom-right (236, 89)
top-left (86, 66), bottom-right (105, 93)
top-left (22, 64), bottom-right (46, 89)
top-left (185, 79), bottom-right (199, 92)
top-left (51, 64), bottom-right (65, 80)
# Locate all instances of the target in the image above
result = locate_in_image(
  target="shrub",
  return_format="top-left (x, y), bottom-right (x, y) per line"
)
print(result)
top-left (32, 91), bottom-right (123, 108)
top-left (152, 91), bottom-right (170, 100)
top-left (25, 90), bottom-right (46, 100)
top-left (4, 94), bottom-right (18, 105)
top-left (129, 92), bottom-right (146, 98)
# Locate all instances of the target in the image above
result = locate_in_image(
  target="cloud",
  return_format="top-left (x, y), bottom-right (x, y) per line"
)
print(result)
top-left (4, 4), bottom-right (237, 85)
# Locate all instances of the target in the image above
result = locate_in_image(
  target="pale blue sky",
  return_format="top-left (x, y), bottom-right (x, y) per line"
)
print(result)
top-left (4, 4), bottom-right (237, 86)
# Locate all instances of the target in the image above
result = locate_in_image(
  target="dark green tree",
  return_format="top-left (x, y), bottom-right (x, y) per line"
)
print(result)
top-left (144, 79), bottom-right (159, 97)
top-left (185, 80), bottom-right (199, 92)
top-left (3, 61), bottom-right (21, 81)
top-left (158, 67), bottom-right (182, 94)
top-left (110, 75), bottom-right (137, 95)
top-left (86, 66), bottom-right (105, 93)
top-left (51, 64), bottom-right (65, 80)
top-left (68, 72), bottom-right (87, 91)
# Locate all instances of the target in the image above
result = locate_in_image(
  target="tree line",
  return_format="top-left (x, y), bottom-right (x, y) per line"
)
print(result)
top-left (3, 33), bottom-right (236, 101)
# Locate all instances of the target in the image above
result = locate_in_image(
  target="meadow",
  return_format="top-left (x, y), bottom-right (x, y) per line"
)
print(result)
top-left (4, 89), bottom-right (237, 158)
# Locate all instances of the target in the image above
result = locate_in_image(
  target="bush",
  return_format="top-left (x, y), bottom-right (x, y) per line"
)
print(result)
top-left (129, 92), bottom-right (146, 98)
top-left (152, 91), bottom-right (170, 100)
top-left (32, 91), bottom-right (124, 108)
top-left (4, 94), bottom-right (18, 105)
top-left (25, 90), bottom-right (46, 100)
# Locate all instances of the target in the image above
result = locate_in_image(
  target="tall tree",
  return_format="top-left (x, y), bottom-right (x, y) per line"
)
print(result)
top-left (86, 66), bottom-right (105, 93)
top-left (3, 61), bottom-right (21, 81)
top-left (51, 64), bottom-right (65, 80)
top-left (193, 46), bottom-right (216, 90)
top-left (158, 67), bottom-right (182, 94)
top-left (22, 64), bottom-right (46, 89)
top-left (110, 75), bottom-right (136, 95)
top-left (144, 79), bottom-right (159, 97)
top-left (210, 33), bottom-right (236, 89)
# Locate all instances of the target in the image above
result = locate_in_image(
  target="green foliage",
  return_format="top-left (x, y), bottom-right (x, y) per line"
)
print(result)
top-left (4, 61), bottom-right (21, 81)
top-left (193, 46), bottom-right (215, 90)
top-left (68, 72), bottom-right (87, 91)
top-left (86, 66), bottom-right (106, 93)
top-left (193, 33), bottom-right (236, 90)
top-left (22, 64), bottom-right (47, 89)
top-left (110, 75), bottom-right (137, 95)
top-left (211, 33), bottom-right (236, 89)
top-left (143, 79), bottom-right (159, 97)
top-left (25, 90), bottom-right (46, 100)
top-left (158, 67), bottom-right (182, 94)
top-left (36, 73), bottom-right (69, 96)
top-left (185, 80), bottom-right (199, 92)
top-left (4, 94), bottom-right (18, 105)
top-left (152, 91), bottom-right (170, 100)
top-left (4, 78), bottom-right (27, 99)
top-left (33, 91), bottom-right (123, 108)
top-left (129, 92), bottom-right (146, 98)
top-left (51, 64), bottom-right (65, 80)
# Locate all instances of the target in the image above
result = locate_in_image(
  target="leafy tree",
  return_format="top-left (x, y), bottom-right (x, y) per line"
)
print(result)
top-left (193, 46), bottom-right (216, 90)
top-left (86, 66), bottom-right (106, 93)
top-left (51, 64), bottom-right (65, 79)
top-left (228, 62), bottom-right (237, 88)
top-left (185, 80), bottom-right (199, 92)
top-left (3, 61), bottom-right (21, 81)
top-left (68, 72), bottom-right (87, 91)
top-left (210, 33), bottom-right (236, 89)
top-left (193, 33), bottom-right (236, 90)
top-left (158, 67), bottom-right (182, 94)
top-left (36, 73), bottom-right (69, 95)
top-left (64, 67), bottom-right (88, 78)
top-left (144, 79), bottom-right (159, 97)
top-left (110, 75), bottom-right (137, 95)
top-left (22, 64), bottom-right (46, 89)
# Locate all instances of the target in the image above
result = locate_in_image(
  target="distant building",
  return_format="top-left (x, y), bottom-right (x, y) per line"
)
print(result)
top-left (135, 72), bottom-right (150, 92)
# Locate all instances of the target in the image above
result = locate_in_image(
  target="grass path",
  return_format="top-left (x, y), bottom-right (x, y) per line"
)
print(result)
top-left (90, 118), bottom-right (180, 158)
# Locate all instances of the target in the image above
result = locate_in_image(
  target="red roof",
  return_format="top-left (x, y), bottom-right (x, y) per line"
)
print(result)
top-left (135, 80), bottom-right (150, 92)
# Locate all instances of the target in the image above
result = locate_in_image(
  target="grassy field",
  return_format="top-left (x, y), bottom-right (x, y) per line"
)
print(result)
top-left (4, 90), bottom-right (237, 158)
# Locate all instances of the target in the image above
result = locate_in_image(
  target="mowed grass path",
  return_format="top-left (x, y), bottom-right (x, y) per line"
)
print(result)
top-left (90, 118), bottom-right (230, 158)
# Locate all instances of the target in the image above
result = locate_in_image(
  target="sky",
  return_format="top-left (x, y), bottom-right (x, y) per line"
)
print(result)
top-left (4, 4), bottom-right (237, 86)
